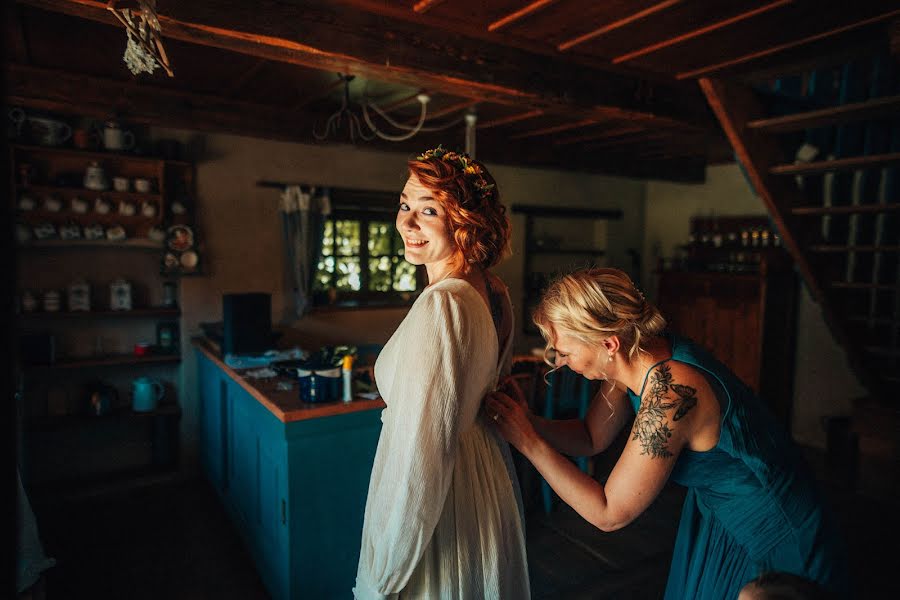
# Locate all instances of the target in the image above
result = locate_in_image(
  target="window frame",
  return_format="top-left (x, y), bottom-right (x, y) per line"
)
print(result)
top-left (313, 188), bottom-right (424, 308)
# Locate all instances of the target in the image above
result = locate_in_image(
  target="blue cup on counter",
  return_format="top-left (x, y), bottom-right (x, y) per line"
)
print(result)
top-left (297, 368), bottom-right (341, 403)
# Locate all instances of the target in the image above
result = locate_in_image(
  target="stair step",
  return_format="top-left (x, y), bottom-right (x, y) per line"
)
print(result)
top-left (864, 346), bottom-right (900, 358)
top-left (830, 281), bottom-right (899, 290)
top-left (848, 316), bottom-right (898, 326)
top-left (792, 204), bottom-right (900, 216)
top-left (747, 94), bottom-right (900, 134)
top-left (771, 152), bottom-right (900, 176)
top-left (810, 245), bottom-right (900, 253)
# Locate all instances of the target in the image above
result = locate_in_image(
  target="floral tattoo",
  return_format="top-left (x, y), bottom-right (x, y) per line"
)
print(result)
top-left (631, 364), bottom-right (697, 459)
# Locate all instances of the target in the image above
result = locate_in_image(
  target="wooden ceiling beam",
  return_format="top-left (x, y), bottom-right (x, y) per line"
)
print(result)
top-left (553, 125), bottom-right (645, 146)
top-left (477, 109), bottom-right (543, 130)
top-left (412, 0), bottom-right (446, 15)
top-left (224, 58), bottom-right (267, 98)
top-left (405, 99), bottom-right (476, 126)
top-left (7, 62), bottom-right (316, 141)
top-left (677, 6), bottom-right (900, 79)
top-left (508, 118), bottom-right (597, 140)
top-left (293, 75), bottom-right (347, 111)
top-left (488, 0), bottom-right (557, 33)
top-left (16, 0), bottom-right (709, 131)
top-left (613, 0), bottom-right (793, 64)
top-left (557, 0), bottom-right (682, 52)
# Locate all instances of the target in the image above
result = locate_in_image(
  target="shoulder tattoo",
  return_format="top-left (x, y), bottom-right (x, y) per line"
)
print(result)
top-left (631, 364), bottom-right (698, 459)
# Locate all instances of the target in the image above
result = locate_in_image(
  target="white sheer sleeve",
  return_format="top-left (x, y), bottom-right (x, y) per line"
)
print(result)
top-left (353, 289), bottom-right (481, 600)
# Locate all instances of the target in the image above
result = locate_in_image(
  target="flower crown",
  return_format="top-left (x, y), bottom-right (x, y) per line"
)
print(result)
top-left (416, 145), bottom-right (496, 202)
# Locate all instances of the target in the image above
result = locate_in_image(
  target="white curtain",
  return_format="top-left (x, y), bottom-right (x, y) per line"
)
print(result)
top-left (280, 185), bottom-right (331, 320)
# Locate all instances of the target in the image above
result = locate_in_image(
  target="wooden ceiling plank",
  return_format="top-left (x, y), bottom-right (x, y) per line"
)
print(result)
top-left (509, 118), bottom-right (597, 140)
top-left (557, 0), bottom-right (683, 52)
top-left (488, 0), bottom-right (558, 32)
top-left (224, 57), bottom-right (268, 97)
top-left (7, 62), bottom-right (317, 140)
top-left (413, 0), bottom-right (447, 15)
top-left (406, 99), bottom-right (477, 125)
top-left (747, 94), bottom-right (900, 134)
top-left (553, 125), bottom-right (645, 146)
top-left (17, 0), bottom-right (706, 131)
top-left (613, 0), bottom-right (793, 64)
top-left (477, 109), bottom-right (544, 129)
top-left (677, 7), bottom-right (900, 79)
top-left (293, 75), bottom-right (347, 110)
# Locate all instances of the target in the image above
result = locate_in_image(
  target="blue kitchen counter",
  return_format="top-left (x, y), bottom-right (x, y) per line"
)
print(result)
top-left (193, 338), bottom-right (383, 599)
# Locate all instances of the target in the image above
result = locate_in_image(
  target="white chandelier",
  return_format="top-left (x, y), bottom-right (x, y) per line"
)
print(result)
top-left (313, 73), bottom-right (477, 157)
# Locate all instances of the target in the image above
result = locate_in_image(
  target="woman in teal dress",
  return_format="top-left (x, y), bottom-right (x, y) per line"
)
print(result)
top-left (486, 267), bottom-right (849, 599)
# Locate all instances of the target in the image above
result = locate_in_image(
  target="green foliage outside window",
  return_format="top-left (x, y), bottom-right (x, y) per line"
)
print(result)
top-left (315, 216), bottom-right (419, 303)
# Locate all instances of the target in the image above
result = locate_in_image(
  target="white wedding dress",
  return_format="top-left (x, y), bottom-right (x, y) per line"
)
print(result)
top-left (354, 278), bottom-right (530, 600)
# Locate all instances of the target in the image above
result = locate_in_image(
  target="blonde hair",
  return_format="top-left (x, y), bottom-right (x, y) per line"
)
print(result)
top-left (533, 267), bottom-right (666, 364)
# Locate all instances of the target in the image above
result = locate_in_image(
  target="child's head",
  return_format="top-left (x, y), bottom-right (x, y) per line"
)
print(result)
top-left (738, 571), bottom-right (835, 600)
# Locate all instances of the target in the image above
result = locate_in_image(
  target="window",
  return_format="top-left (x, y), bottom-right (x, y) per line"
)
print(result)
top-left (313, 189), bottom-right (423, 307)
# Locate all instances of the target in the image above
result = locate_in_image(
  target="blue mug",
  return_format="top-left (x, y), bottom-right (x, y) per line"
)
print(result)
top-left (132, 377), bottom-right (164, 412)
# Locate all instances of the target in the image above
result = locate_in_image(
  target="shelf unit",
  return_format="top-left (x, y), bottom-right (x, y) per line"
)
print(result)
top-left (513, 204), bottom-right (623, 335)
top-left (12, 142), bottom-right (194, 490)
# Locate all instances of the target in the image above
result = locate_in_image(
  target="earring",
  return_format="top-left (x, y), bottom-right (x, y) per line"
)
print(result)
top-left (608, 353), bottom-right (614, 363)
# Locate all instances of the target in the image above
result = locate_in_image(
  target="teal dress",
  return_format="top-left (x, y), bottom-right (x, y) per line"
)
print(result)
top-left (626, 334), bottom-right (849, 599)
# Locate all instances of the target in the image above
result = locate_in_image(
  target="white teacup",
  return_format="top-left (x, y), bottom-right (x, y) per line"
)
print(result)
top-left (118, 201), bottom-right (136, 216)
top-left (43, 196), bottom-right (63, 212)
top-left (113, 177), bottom-right (130, 192)
top-left (94, 197), bottom-right (112, 214)
top-left (141, 201), bottom-right (157, 218)
top-left (71, 197), bottom-right (89, 214)
top-left (18, 195), bottom-right (36, 211)
top-left (134, 178), bottom-right (152, 193)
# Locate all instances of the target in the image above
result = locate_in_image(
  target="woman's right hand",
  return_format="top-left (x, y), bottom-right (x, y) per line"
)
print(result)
top-left (486, 389), bottom-right (540, 453)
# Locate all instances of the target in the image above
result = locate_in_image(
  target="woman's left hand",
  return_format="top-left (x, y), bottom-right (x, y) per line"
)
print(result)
top-left (486, 390), bottom-right (539, 453)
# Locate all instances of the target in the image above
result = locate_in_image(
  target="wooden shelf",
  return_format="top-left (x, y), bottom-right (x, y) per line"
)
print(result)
top-left (28, 354), bottom-right (181, 370)
top-left (747, 94), bottom-right (900, 134)
top-left (770, 152), bottom-right (900, 176)
top-left (13, 143), bottom-right (191, 167)
top-left (19, 307), bottom-right (180, 319)
top-left (792, 204), bottom-right (900, 216)
top-left (512, 205), bottom-right (623, 219)
top-left (26, 404), bottom-right (182, 431)
top-left (17, 239), bottom-right (163, 250)
top-left (809, 245), bottom-right (900, 253)
top-left (16, 184), bottom-right (161, 200)
top-left (528, 247), bottom-right (606, 255)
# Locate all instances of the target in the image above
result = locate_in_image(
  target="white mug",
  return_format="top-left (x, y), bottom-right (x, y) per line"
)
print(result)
top-left (118, 201), bottom-right (136, 216)
top-left (141, 201), bottom-right (157, 218)
top-left (103, 121), bottom-right (135, 151)
top-left (112, 177), bottom-right (130, 192)
top-left (134, 178), bottom-right (152, 193)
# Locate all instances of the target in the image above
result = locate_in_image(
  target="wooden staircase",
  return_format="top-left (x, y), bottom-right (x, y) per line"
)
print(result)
top-left (699, 53), bottom-right (899, 405)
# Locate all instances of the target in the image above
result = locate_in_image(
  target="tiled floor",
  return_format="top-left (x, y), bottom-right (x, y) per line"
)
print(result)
top-left (23, 447), bottom-right (900, 599)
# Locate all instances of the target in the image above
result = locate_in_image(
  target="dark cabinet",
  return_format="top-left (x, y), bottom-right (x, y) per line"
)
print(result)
top-left (656, 260), bottom-right (799, 429)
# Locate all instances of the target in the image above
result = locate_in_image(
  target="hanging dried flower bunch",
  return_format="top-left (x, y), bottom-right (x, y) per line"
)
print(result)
top-left (107, 0), bottom-right (173, 77)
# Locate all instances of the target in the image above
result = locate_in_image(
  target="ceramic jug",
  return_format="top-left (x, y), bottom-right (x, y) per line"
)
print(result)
top-left (132, 377), bottom-right (164, 412)
top-left (83, 161), bottom-right (109, 191)
top-left (103, 121), bottom-right (135, 152)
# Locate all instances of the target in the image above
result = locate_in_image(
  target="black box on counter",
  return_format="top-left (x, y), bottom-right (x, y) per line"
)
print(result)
top-left (222, 292), bottom-right (272, 355)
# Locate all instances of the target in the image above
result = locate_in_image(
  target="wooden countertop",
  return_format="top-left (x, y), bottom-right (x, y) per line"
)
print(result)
top-left (192, 338), bottom-right (385, 423)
